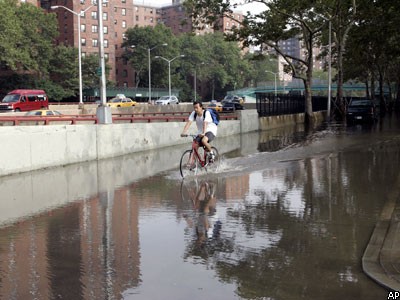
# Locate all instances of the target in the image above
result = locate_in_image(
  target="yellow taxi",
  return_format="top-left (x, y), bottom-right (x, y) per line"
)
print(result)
top-left (25, 110), bottom-right (62, 116)
top-left (107, 97), bottom-right (137, 108)
top-left (207, 103), bottom-right (223, 112)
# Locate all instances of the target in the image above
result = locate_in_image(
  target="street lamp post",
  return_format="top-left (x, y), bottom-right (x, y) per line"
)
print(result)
top-left (310, 11), bottom-right (332, 120)
top-left (51, 5), bottom-right (94, 105)
top-left (327, 20), bottom-right (332, 120)
top-left (155, 55), bottom-right (185, 97)
top-left (265, 70), bottom-right (277, 97)
top-left (131, 44), bottom-right (168, 103)
top-left (194, 62), bottom-right (205, 101)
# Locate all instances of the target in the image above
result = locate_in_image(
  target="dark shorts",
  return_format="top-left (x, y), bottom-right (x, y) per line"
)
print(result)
top-left (195, 132), bottom-right (215, 146)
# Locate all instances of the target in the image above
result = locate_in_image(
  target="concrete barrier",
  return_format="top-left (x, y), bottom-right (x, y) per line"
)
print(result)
top-left (0, 109), bottom-right (324, 177)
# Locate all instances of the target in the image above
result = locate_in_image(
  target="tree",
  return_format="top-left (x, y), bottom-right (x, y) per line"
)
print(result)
top-left (123, 24), bottom-right (179, 89)
top-left (185, 0), bottom-right (331, 124)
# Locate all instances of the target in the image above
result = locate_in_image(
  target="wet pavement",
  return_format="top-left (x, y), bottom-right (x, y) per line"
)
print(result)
top-left (1, 115), bottom-right (400, 299)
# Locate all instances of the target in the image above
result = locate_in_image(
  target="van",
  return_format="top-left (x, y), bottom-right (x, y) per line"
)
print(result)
top-left (0, 89), bottom-right (48, 112)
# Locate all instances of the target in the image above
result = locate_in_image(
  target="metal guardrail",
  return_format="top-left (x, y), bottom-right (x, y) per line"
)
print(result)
top-left (256, 93), bottom-right (328, 117)
top-left (0, 112), bottom-right (239, 126)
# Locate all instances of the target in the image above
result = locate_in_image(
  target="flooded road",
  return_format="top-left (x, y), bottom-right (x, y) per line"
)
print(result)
top-left (1, 116), bottom-right (400, 299)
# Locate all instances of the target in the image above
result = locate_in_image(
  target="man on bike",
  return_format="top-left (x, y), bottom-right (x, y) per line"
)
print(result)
top-left (181, 101), bottom-right (217, 161)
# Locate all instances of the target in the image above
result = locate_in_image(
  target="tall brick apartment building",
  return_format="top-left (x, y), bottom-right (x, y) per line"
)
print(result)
top-left (35, 0), bottom-right (243, 89)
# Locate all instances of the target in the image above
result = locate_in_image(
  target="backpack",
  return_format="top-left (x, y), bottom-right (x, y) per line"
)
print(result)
top-left (194, 108), bottom-right (220, 125)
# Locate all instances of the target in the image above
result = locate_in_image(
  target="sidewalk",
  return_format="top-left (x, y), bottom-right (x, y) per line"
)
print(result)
top-left (362, 179), bottom-right (400, 291)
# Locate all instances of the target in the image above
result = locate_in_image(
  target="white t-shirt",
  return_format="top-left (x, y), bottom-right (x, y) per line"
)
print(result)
top-left (188, 110), bottom-right (218, 136)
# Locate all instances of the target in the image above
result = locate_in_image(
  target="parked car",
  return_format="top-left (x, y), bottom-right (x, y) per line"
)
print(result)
top-left (346, 99), bottom-right (378, 123)
top-left (0, 89), bottom-right (48, 112)
top-left (221, 94), bottom-right (244, 105)
top-left (222, 102), bottom-right (245, 112)
top-left (155, 96), bottom-right (179, 105)
top-left (25, 110), bottom-right (62, 116)
top-left (107, 97), bottom-right (137, 108)
top-left (207, 103), bottom-right (223, 112)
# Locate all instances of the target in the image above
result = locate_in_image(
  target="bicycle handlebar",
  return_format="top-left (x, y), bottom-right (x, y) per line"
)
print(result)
top-left (181, 134), bottom-right (197, 139)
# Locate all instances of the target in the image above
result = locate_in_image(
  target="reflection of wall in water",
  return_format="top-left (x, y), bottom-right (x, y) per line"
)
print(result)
top-left (0, 184), bottom-right (141, 300)
top-left (258, 124), bottom-right (305, 152)
top-left (224, 175), bottom-right (250, 201)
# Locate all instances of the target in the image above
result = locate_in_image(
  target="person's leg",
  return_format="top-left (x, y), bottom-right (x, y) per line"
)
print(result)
top-left (201, 132), bottom-right (215, 153)
top-left (201, 135), bottom-right (212, 153)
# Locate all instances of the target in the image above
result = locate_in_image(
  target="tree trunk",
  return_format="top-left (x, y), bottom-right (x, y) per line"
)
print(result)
top-left (378, 69), bottom-right (386, 112)
top-left (304, 36), bottom-right (315, 126)
top-left (365, 79), bottom-right (370, 99)
top-left (370, 72), bottom-right (376, 101)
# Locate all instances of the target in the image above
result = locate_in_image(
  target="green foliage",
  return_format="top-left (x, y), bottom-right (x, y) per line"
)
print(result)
top-left (0, 2), bottom-right (111, 101)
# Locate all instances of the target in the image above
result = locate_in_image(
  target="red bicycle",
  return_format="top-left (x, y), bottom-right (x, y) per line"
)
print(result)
top-left (180, 134), bottom-right (220, 178)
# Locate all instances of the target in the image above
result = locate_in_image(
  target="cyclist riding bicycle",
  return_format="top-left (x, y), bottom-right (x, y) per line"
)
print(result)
top-left (181, 101), bottom-right (217, 161)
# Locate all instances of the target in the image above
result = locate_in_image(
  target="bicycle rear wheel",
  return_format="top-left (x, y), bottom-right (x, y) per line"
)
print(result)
top-left (206, 146), bottom-right (220, 173)
top-left (180, 150), bottom-right (199, 178)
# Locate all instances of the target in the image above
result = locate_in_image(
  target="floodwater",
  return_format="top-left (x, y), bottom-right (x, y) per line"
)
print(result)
top-left (1, 116), bottom-right (400, 300)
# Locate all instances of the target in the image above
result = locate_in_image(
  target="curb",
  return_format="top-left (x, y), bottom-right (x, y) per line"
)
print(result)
top-left (362, 176), bottom-right (400, 291)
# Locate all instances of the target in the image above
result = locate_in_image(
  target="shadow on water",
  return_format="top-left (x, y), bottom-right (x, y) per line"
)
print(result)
top-left (2, 115), bottom-right (400, 299)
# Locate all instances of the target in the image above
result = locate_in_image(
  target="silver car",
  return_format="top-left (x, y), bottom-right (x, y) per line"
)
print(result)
top-left (155, 96), bottom-right (179, 105)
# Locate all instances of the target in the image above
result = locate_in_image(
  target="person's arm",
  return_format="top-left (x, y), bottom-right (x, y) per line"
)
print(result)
top-left (181, 121), bottom-right (192, 136)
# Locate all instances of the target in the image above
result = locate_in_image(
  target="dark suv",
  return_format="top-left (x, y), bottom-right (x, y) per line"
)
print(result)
top-left (346, 99), bottom-right (378, 123)
top-left (221, 95), bottom-right (244, 104)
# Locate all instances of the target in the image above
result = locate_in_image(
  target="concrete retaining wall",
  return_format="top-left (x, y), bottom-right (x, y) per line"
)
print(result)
top-left (0, 109), bottom-right (324, 177)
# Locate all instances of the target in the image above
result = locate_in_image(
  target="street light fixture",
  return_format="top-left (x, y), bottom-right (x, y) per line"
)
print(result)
top-left (51, 5), bottom-right (94, 105)
top-left (131, 43), bottom-right (168, 103)
top-left (265, 70), bottom-right (278, 97)
top-left (155, 55), bottom-right (185, 97)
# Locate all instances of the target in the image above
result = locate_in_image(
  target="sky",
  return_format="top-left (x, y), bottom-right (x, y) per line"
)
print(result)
top-left (135, 0), bottom-right (265, 15)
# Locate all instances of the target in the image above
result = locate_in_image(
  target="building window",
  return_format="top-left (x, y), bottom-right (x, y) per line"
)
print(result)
top-left (92, 39), bottom-right (98, 47)
top-left (80, 0), bottom-right (85, 3)
top-left (150, 17), bottom-right (153, 23)
top-left (91, 11), bottom-right (97, 19)
top-left (81, 24), bottom-right (86, 32)
top-left (81, 38), bottom-right (86, 46)
top-left (103, 26), bottom-right (108, 34)
top-left (92, 25), bottom-right (98, 33)
top-left (82, 52), bottom-right (86, 58)
top-left (104, 39), bottom-right (109, 48)
top-left (123, 82), bottom-right (128, 88)
top-left (122, 21), bottom-right (126, 28)
top-left (91, 0), bottom-right (97, 4)
top-left (122, 8), bottom-right (126, 16)
top-left (105, 53), bottom-right (109, 61)
top-left (103, 12), bottom-right (108, 21)
top-left (122, 0), bottom-right (126, 3)
top-left (80, 10), bottom-right (86, 18)
top-left (135, 15), bottom-right (139, 21)
top-left (123, 70), bottom-right (128, 77)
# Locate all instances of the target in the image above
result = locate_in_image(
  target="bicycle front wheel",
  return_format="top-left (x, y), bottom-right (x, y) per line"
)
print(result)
top-left (180, 150), bottom-right (198, 178)
top-left (206, 146), bottom-right (220, 173)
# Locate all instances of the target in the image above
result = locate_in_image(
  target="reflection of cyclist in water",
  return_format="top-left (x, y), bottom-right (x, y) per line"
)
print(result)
top-left (183, 181), bottom-right (221, 246)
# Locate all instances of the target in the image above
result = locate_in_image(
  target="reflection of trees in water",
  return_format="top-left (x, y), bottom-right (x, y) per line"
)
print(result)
top-left (203, 141), bottom-right (399, 299)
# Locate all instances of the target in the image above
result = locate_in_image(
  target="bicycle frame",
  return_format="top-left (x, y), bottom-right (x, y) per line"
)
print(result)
top-left (191, 140), bottom-right (208, 168)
